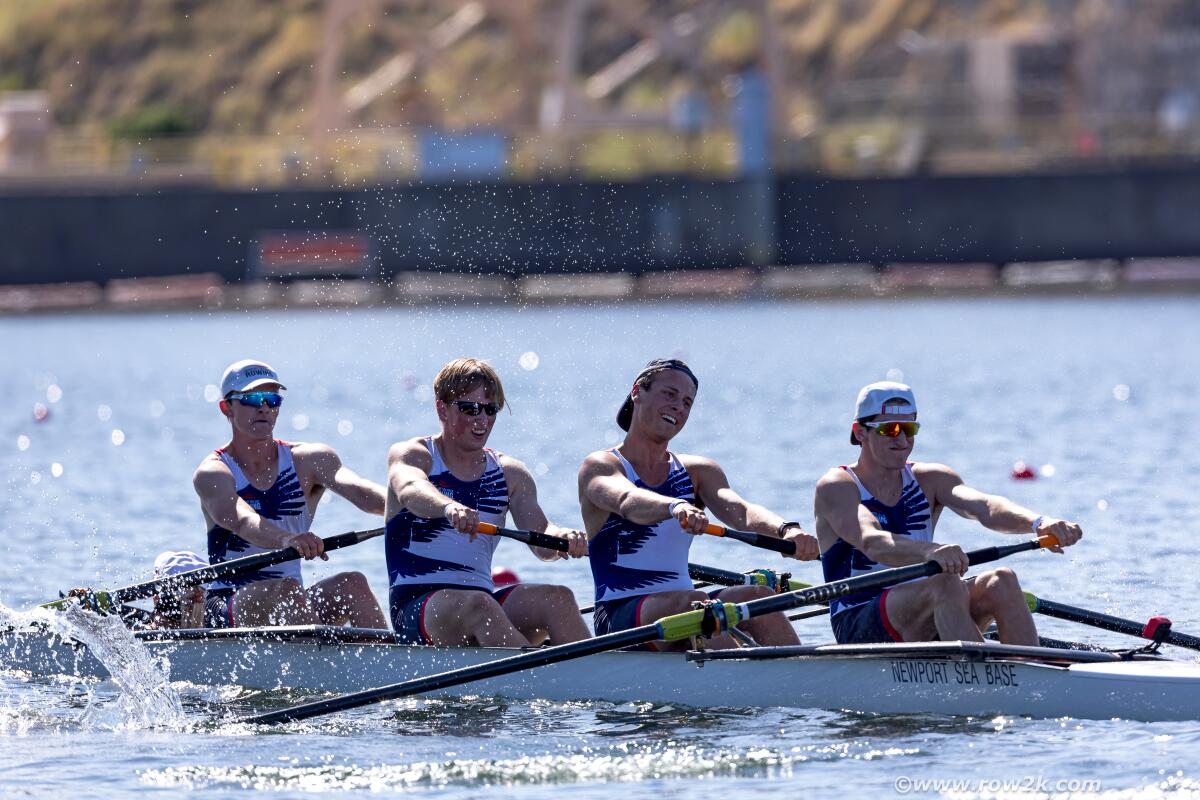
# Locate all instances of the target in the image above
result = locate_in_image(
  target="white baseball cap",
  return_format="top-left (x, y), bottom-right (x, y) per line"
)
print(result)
top-left (153, 550), bottom-right (209, 578)
top-left (220, 359), bottom-right (285, 397)
top-left (852, 381), bottom-right (917, 443)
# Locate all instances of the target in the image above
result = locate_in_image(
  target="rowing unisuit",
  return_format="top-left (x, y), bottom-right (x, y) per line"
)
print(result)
top-left (385, 436), bottom-right (508, 591)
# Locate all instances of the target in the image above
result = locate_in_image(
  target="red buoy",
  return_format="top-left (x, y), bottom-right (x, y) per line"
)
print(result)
top-left (33, 403), bottom-right (50, 423)
top-left (492, 566), bottom-right (520, 587)
top-left (1011, 461), bottom-right (1037, 480)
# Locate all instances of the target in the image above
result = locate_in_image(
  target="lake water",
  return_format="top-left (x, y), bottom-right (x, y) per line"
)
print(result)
top-left (2, 295), bottom-right (1200, 797)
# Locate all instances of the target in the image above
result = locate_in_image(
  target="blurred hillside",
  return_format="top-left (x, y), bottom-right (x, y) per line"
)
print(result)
top-left (1, 0), bottom-right (1199, 181)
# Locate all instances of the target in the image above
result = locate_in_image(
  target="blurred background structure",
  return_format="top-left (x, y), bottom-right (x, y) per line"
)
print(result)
top-left (1, 0), bottom-right (1200, 304)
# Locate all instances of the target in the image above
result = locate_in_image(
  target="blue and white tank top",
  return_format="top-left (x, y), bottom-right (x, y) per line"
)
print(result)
top-left (207, 440), bottom-right (310, 590)
top-left (385, 437), bottom-right (509, 591)
top-left (822, 463), bottom-right (934, 616)
top-left (590, 448), bottom-right (698, 604)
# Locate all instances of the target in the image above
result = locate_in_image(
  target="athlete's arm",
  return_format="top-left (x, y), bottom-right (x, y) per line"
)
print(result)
top-left (192, 458), bottom-right (326, 559)
top-left (502, 456), bottom-right (588, 561)
top-left (300, 443), bottom-right (385, 515)
top-left (578, 450), bottom-right (708, 534)
top-left (919, 463), bottom-right (1082, 552)
top-left (386, 438), bottom-right (478, 533)
top-left (685, 455), bottom-right (819, 560)
top-left (813, 469), bottom-right (967, 574)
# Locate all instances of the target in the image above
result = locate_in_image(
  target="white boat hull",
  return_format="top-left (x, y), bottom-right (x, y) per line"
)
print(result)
top-left (4, 626), bottom-right (1199, 722)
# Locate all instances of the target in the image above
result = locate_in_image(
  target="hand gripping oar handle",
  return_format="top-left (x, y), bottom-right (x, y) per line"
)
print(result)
top-left (41, 527), bottom-right (386, 611)
top-left (1025, 593), bottom-right (1200, 652)
top-left (239, 534), bottom-right (1057, 726)
top-left (474, 522), bottom-right (571, 552)
top-left (703, 524), bottom-right (796, 555)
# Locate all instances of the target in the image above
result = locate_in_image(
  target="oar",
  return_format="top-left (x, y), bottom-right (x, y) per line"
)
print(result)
top-left (40, 527), bottom-right (385, 613)
top-left (1025, 592), bottom-right (1200, 652)
top-left (474, 522), bottom-right (575, 551)
top-left (703, 524), bottom-right (796, 555)
top-left (685, 562), bottom-right (824, 620)
top-left (238, 533), bottom-right (1059, 725)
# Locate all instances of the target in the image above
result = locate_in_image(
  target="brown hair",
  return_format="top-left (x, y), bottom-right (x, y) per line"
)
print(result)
top-left (434, 357), bottom-right (507, 409)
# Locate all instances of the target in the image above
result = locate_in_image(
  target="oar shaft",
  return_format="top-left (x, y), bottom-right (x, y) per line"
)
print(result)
top-left (704, 524), bottom-right (796, 555)
top-left (241, 536), bottom-right (1055, 726)
top-left (474, 523), bottom-right (569, 552)
top-left (43, 527), bottom-right (386, 610)
top-left (1031, 596), bottom-right (1200, 651)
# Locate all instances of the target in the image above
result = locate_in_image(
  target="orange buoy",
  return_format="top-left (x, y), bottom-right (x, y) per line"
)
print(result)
top-left (492, 566), bottom-right (520, 587)
top-left (33, 403), bottom-right (50, 422)
top-left (1011, 461), bottom-right (1037, 480)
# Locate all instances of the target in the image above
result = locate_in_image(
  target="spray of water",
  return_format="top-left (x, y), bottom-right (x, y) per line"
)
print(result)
top-left (0, 601), bottom-right (183, 729)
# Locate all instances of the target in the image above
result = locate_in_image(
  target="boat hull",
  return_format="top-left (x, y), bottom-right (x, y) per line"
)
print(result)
top-left (4, 627), bottom-right (1199, 722)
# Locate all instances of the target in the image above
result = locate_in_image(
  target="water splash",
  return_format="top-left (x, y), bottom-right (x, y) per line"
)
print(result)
top-left (0, 601), bottom-right (183, 729)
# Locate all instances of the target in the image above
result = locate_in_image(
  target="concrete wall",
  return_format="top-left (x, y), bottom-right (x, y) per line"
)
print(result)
top-left (2, 166), bottom-right (1199, 285)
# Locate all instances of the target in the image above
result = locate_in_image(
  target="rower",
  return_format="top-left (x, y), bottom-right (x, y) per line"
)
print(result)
top-left (578, 358), bottom-right (820, 651)
top-left (193, 359), bottom-right (388, 629)
top-left (384, 357), bottom-right (590, 647)
top-left (813, 381), bottom-right (1083, 645)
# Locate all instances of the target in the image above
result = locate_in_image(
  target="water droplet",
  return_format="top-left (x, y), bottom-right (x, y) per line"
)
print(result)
top-left (17, 435), bottom-right (30, 451)
top-left (46, 384), bottom-right (63, 403)
top-left (1040, 463), bottom-right (1057, 477)
top-left (292, 413), bottom-right (310, 431)
top-left (30, 471), bottom-right (41, 484)
top-left (149, 400), bottom-right (166, 417)
top-left (1097, 499), bottom-right (1109, 511)
top-left (886, 368), bottom-right (905, 382)
top-left (111, 429), bottom-right (126, 446)
top-left (519, 351), bottom-right (540, 371)
top-left (203, 384), bottom-right (220, 403)
top-left (337, 420), bottom-right (354, 436)
top-left (535, 462), bottom-right (549, 476)
top-left (1112, 384), bottom-right (1131, 402)
top-left (33, 402), bottom-right (49, 421)
top-left (97, 404), bottom-right (113, 422)
top-left (51, 462), bottom-right (64, 478)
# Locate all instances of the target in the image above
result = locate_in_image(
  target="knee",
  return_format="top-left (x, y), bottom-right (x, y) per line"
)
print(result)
top-left (278, 578), bottom-right (307, 602)
top-left (541, 584), bottom-right (577, 607)
top-left (717, 585), bottom-right (773, 603)
top-left (926, 573), bottom-right (970, 603)
top-left (456, 590), bottom-right (500, 618)
top-left (337, 571), bottom-right (371, 594)
top-left (984, 567), bottom-right (1021, 593)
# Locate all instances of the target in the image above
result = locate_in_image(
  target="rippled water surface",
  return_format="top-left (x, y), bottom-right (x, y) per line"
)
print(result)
top-left (2, 295), bottom-right (1199, 797)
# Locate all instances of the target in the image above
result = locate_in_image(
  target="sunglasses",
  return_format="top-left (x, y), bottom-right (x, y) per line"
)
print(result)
top-left (861, 420), bottom-right (920, 438)
top-left (453, 400), bottom-right (499, 417)
top-left (229, 391), bottom-right (284, 408)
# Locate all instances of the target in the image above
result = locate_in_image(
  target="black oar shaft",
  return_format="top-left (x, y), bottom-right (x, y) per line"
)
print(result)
top-left (240, 536), bottom-right (1053, 726)
top-left (705, 524), bottom-right (796, 555)
top-left (41, 527), bottom-right (386, 610)
top-left (1033, 597), bottom-right (1200, 651)
top-left (475, 523), bottom-right (570, 552)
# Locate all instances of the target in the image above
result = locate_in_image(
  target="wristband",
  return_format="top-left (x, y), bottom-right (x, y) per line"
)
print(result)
top-left (1030, 515), bottom-right (1044, 534)
top-left (778, 521), bottom-right (802, 537)
top-left (668, 499), bottom-right (688, 516)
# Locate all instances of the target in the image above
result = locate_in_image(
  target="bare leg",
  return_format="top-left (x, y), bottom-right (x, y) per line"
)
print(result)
top-left (499, 584), bottom-right (590, 645)
top-left (967, 568), bottom-right (1038, 646)
top-left (883, 573), bottom-right (982, 642)
top-left (714, 585), bottom-right (800, 646)
top-left (307, 571), bottom-right (388, 629)
top-left (421, 588), bottom-right (529, 647)
top-left (232, 578), bottom-right (318, 626)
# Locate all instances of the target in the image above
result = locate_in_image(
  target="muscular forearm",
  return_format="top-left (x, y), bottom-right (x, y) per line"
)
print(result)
top-left (977, 496), bottom-right (1038, 533)
top-left (860, 532), bottom-right (942, 566)
top-left (397, 479), bottom-right (457, 519)
top-left (614, 487), bottom-right (679, 525)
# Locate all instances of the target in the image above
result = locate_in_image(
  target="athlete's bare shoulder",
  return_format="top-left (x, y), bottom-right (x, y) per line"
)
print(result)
top-left (388, 436), bottom-right (434, 471)
top-left (815, 465), bottom-right (855, 491)
top-left (909, 461), bottom-right (962, 485)
top-left (674, 452), bottom-right (717, 472)
top-left (579, 447), bottom-right (622, 474)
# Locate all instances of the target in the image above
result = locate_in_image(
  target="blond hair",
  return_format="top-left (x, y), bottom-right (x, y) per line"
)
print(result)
top-left (433, 357), bottom-right (507, 409)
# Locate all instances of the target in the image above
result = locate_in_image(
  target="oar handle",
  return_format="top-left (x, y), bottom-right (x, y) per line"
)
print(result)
top-left (703, 524), bottom-right (796, 555)
top-left (475, 522), bottom-right (570, 552)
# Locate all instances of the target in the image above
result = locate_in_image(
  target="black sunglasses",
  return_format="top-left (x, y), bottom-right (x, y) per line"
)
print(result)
top-left (453, 400), bottom-right (499, 417)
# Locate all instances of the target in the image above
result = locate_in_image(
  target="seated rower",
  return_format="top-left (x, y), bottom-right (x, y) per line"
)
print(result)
top-left (385, 357), bottom-right (590, 647)
top-left (813, 381), bottom-right (1083, 645)
top-left (578, 359), bottom-right (820, 651)
top-left (193, 359), bottom-right (388, 629)
top-left (139, 550), bottom-right (209, 630)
